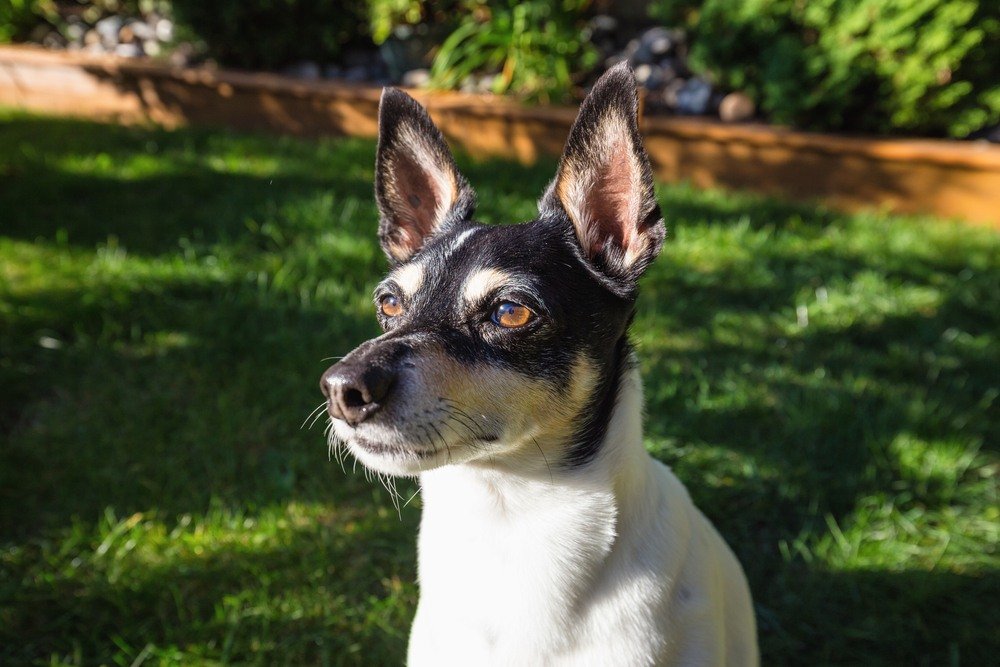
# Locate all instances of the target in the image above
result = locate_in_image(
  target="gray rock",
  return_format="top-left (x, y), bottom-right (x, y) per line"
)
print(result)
top-left (344, 66), bottom-right (368, 82)
top-left (476, 74), bottom-right (497, 93)
top-left (284, 61), bottom-right (321, 80)
top-left (96, 16), bottom-right (122, 46)
top-left (64, 22), bottom-right (85, 45)
top-left (675, 78), bottom-right (713, 115)
top-left (589, 14), bottom-right (618, 33)
top-left (719, 92), bottom-right (756, 122)
top-left (624, 38), bottom-right (653, 66)
top-left (640, 27), bottom-right (674, 57)
top-left (42, 31), bottom-right (66, 49)
top-left (114, 43), bottom-right (142, 58)
top-left (658, 56), bottom-right (687, 81)
top-left (324, 65), bottom-right (343, 79)
top-left (401, 68), bottom-right (431, 88)
top-left (634, 64), bottom-right (653, 85)
top-left (129, 20), bottom-right (155, 42)
top-left (154, 18), bottom-right (173, 43)
top-left (658, 78), bottom-right (687, 110)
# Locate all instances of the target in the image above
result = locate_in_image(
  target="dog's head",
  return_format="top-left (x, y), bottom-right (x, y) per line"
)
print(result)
top-left (320, 64), bottom-right (665, 476)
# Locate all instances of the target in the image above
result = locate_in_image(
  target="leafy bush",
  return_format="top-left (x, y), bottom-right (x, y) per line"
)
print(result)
top-left (169, 0), bottom-right (369, 70)
top-left (430, 0), bottom-right (597, 103)
top-left (0, 0), bottom-right (54, 42)
top-left (682, 0), bottom-right (1000, 137)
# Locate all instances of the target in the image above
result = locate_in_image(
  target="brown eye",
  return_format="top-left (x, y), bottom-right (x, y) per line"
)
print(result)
top-left (380, 294), bottom-right (403, 318)
top-left (492, 302), bottom-right (533, 328)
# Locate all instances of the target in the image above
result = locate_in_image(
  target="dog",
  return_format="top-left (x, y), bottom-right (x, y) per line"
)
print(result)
top-left (320, 63), bottom-right (759, 666)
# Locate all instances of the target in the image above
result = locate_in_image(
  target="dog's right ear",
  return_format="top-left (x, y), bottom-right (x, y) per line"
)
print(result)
top-left (375, 88), bottom-right (475, 263)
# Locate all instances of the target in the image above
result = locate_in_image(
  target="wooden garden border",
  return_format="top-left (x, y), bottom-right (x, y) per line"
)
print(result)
top-left (2, 45), bottom-right (998, 226)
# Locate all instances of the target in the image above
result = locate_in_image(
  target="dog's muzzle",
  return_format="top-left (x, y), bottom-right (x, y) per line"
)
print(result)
top-left (320, 340), bottom-right (409, 426)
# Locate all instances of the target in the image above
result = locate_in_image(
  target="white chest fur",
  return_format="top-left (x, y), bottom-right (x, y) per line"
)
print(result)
top-left (407, 371), bottom-right (758, 666)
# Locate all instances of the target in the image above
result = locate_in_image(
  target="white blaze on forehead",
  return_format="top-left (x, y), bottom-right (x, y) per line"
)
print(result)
top-left (391, 262), bottom-right (425, 296)
top-left (462, 268), bottom-right (514, 304)
top-left (445, 227), bottom-right (478, 255)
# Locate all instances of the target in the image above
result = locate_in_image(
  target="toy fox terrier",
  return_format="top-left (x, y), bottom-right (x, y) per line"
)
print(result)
top-left (321, 63), bottom-right (758, 666)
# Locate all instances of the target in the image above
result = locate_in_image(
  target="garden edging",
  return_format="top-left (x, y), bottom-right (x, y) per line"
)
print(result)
top-left (2, 45), bottom-right (997, 226)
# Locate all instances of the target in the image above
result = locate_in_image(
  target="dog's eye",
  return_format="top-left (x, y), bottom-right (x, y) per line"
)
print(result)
top-left (492, 302), bottom-right (533, 328)
top-left (379, 294), bottom-right (403, 318)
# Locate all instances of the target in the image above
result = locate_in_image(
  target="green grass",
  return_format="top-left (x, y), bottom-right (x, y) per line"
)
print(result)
top-left (1, 109), bottom-right (997, 666)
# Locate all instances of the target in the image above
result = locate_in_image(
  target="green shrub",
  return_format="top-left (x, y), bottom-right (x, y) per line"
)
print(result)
top-left (0, 0), bottom-right (54, 43)
top-left (683, 0), bottom-right (1000, 137)
top-left (170, 0), bottom-right (369, 70)
top-left (430, 0), bottom-right (597, 103)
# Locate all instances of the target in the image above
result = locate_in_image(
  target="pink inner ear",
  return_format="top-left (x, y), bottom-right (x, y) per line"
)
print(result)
top-left (583, 141), bottom-right (634, 256)
top-left (391, 150), bottom-right (443, 246)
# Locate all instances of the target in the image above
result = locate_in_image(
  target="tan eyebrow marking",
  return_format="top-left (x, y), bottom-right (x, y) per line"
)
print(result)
top-left (390, 262), bottom-right (425, 297)
top-left (462, 268), bottom-right (514, 304)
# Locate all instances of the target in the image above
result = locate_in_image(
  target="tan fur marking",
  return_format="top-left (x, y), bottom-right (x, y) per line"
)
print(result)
top-left (391, 262), bottom-right (425, 297)
top-left (462, 268), bottom-right (513, 305)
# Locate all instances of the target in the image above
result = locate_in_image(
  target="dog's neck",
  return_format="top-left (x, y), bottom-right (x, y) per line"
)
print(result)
top-left (414, 364), bottom-right (660, 654)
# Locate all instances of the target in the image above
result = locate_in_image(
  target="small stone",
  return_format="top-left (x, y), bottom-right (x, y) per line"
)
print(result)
top-left (476, 74), bottom-right (496, 93)
top-left (659, 56), bottom-right (687, 81)
top-left (675, 78), bottom-right (713, 115)
top-left (401, 68), bottom-right (430, 88)
top-left (718, 92), bottom-right (756, 122)
top-left (624, 38), bottom-right (653, 66)
top-left (659, 78), bottom-right (687, 109)
top-left (84, 29), bottom-right (101, 47)
top-left (634, 64), bottom-right (653, 85)
top-left (143, 40), bottom-right (161, 57)
top-left (154, 18), bottom-right (173, 43)
top-left (284, 61), bottom-right (321, 80)
top-left (65, 22), bottom-right (85, 45)
top-left (129, 20), bottom-right (155, 42)
top-left (114, 43), bottom-right (142, 58)
top-left (640, 27), bottom-right (674, 56)
top-left (344, 66), bottom-right (367, 82)
top-left (589, 14), bottom-right (617, 33)
top-left (168, 45), bottom-right (192, 68)
top-left (324, 65), bottom-right (343, 79)
top-left (41, 31), bottom-right (65, 49)
top-left (96, 16), bottom-right (122, 45)
top-left (118, 25), bottom-right (135, 44)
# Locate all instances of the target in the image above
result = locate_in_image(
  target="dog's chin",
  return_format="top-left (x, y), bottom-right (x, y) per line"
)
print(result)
top-left (332, 419), bottom-right (477, 477)
top-left (345, 435), bottom-right (443, 476)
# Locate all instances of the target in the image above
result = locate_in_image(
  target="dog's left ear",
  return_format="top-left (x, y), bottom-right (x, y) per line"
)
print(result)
top-left (375, 88), bottom-right (475, 263)
top-left (539, 63), bottom-right (665, 285)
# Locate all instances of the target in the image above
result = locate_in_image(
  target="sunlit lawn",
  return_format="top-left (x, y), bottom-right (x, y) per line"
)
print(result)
top-left (1, 109), bottom-right (997, 665)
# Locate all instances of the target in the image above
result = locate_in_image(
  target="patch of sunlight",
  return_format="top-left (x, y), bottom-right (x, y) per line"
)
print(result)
top-left (888, 434), bottom-right (985, 498)
top-left (781, 494), bottom-right (999, 574)
top-left (785, 270), bottom-right (943, 335)
top-left (116, 330), bottom-right (196, 358)
top-left (0, 239), bottom-right (92, 293)
top-left (647, 438), bottom-right (778, 488)
top-left (51, 152), bottom-right (185, 179)
top-left (31, 502), bottom-right (360, 585)
top-left (664, 218), bottom-right (777, 276)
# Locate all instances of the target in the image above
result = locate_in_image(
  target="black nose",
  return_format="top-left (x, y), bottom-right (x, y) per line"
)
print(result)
top-left (321, 362), bottom-right (395, 426)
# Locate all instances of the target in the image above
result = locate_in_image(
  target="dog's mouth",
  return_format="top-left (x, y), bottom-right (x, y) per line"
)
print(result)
top-left (351, 434), bottom-right (435, 459)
